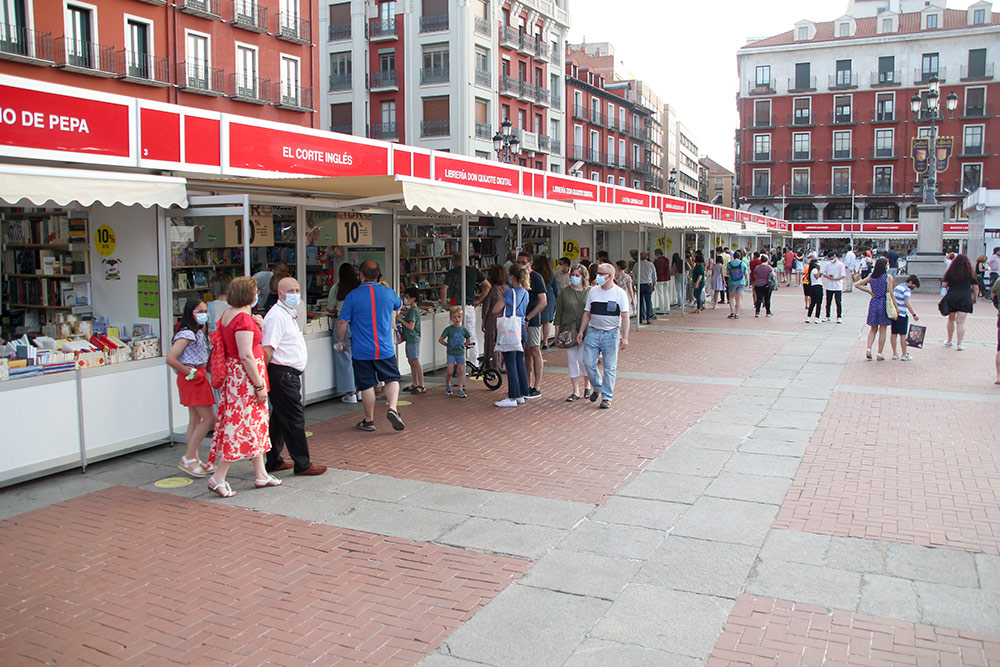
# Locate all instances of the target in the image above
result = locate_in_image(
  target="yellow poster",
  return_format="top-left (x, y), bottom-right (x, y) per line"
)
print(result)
top-left (94, 225), bottom-right (117, 257)
top-left (561, 238), bottom-right (581, 262)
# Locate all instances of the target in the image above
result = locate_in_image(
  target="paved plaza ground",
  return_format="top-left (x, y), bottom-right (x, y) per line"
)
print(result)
top-left (1, 286), bottom-right (999, 665)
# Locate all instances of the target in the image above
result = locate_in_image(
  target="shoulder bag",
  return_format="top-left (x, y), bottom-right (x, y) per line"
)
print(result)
top-left (495, 292), bottom-right (524, 353)
top-left (885, 291), bottom-right (899, 320)
top-left (208, 321), bottom-right (227, 389)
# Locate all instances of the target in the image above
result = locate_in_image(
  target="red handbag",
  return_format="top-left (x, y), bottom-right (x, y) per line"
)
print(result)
top-left (208, 322), bottom-right (226, 389)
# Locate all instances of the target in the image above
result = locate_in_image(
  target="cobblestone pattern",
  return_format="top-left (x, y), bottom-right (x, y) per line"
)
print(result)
top-left (774, 393), bottom-right (1000, 555)
top-left (0, 487), bottom-right (529, 666)
top-left (709, 594), bottom-right (1000, 666)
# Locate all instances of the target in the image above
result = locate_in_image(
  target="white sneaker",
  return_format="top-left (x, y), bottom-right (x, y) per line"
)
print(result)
top-left (341, 394), bottom-right (358, 404)
top-left (944, 341), bottom-right (954, 347)
top-left (822, 317), bottom-right (831, 322)
top-left (957, 345), bottom-right (965, 351)
top-left (900, 354), bottom-right (912, 361)
top-left (805, 318), bottom-right (811, 323)
top-left (891, 354), bottom-right (899, 360)
top-left (495, 398), bottom-right (518, 407)
top-left (836, 318), bottom-right (842, 324)
top-left (813, 318), bottom-right (820, 324)
top-left (516, 397), bottom-right (525, 404)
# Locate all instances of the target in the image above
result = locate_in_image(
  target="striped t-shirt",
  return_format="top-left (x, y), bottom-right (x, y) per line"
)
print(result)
top-left (893, 284), bottom-right (911, 317)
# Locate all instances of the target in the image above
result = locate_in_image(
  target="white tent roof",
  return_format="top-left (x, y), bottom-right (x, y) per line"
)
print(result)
top-left (0, 164), bottom-right (188, 208)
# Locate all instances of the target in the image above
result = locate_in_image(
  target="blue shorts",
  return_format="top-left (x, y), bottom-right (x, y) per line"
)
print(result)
top-left (447, 354), bottom-right (466, 365)
top-left (891, 314), bottom-right (908, 336)
top-left (352, 357), bottom-right (401, 391)
top-left (405, 342), bottom-right (420, 360)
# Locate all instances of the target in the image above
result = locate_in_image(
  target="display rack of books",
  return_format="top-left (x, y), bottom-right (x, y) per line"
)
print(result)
top-left (1, 210), bottom-right (93, 327)
top-left (468, 217), bottom-right (501, 270)
top-left (514, 224), bottom-right (552, 259)
top-left (398, 222), bottom-right (461, 301)
top-left (170, 245), bottom-right (245, 315)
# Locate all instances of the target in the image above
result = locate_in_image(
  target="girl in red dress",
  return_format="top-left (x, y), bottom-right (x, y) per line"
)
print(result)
top-left (206, 276), bottom-right (281, 497)
top-left (165, 297), bottom-right (216, 477)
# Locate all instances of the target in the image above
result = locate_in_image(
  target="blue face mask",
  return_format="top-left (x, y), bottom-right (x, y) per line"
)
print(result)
top-left (570, 276), bottom-right (582, 287)
top-left (284, 293), bottom-right (301, 308)
top-left (251, 294), bottom-right (259, 308)
top-left (595, 274), bottom-right (608, 286)
top-left (194, 312), bottom-right (209, 325)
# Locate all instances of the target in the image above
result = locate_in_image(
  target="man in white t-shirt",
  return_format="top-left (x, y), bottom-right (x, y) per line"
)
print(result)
top-left (988, 247), bottom-right (1000, 292)
top-left (843, 246), bottom-right (857, 292)
top-left (821, 251), bottom-right (846, 323)
top-left (577, 262), bottom-right (630, 409)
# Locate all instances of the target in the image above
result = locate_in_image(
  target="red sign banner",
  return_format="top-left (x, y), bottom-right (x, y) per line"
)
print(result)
top-left (694, 203), bottom-right (712, 216)
top-left (434, 155), bottom-right (520, 193)
top-left (661, 196), bottom-right (686, 214)
top-left (228, 122), bottom-right (389, 176)
top-left (614, 189), bottom-right (651, 207)
top-left (0, 84), bottom-right (130, 157)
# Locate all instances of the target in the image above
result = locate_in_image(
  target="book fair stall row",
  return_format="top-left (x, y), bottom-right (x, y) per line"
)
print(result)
top-left (0, 73), bottom-right (787, 486)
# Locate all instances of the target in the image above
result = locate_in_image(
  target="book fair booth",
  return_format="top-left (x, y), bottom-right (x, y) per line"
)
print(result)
top-left (0, 73), bottom-right (788, 486)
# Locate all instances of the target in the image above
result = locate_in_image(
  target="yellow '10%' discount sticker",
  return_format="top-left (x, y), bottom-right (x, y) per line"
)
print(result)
top-left (94, 225), bottom-right (117, 257)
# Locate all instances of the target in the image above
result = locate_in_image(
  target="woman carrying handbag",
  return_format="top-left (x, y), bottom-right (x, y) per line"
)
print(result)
top-left (493, 264), bottom-right (531, 407)
top-left (553, 264), bottom-right (592, 401)
top-left (854, 258), bottom-right (894, 361)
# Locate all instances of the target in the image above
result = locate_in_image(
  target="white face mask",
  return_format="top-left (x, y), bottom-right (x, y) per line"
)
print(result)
top-left (194, 312), bottom-right (209, 325)
top-left (595, 274), bottom-right (608, 286)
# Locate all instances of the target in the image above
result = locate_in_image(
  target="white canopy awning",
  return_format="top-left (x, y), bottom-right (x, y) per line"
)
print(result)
top-left (574, 202), bottom-right (662, 227)
top-left (399, 178), bottom-right (580, 224)
top-left (742, 221), bottom-right (770, 234)
top-left (704, 220), bottom-right (743, 235)
top-left (662, 214), bottom-right (713, 231)
top-left (0, 165), bottom-right (188, 208)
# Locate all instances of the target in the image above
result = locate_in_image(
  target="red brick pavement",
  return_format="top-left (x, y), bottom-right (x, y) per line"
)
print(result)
top-left (774, 393), bottom-right (1000, 554)
top-left (0, 487), bottom-right (529, 666)
top-left (709, 594), bottom-right (1000, 666)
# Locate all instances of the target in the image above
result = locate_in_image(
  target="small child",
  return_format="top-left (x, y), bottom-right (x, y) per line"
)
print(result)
top-left (891, 274), bottom-right (921, 361)
top-left (396, 287), bottom-right (425, 394)
top-left (439, 305), bottom-right (472, 397)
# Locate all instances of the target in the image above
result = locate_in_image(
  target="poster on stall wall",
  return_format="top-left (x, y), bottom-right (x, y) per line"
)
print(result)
top-left (137, 275), bottom-right (159, 319)
top-left (224, 206), bottom-right (275, 247)
top-left (306, 211), bottom-right (373, 247)
top-left (657, 235), bottom-right (673, 252)
top-left (102, 257), bottom-right (122, 280)
top-left (560, 238), bottom-right (581, 262)
top-left (168, 217), bottom-right (227, 248)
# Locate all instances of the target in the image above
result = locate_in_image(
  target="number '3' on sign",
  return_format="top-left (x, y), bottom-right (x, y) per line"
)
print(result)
top-left (338, 218), bottom-right (372, 245)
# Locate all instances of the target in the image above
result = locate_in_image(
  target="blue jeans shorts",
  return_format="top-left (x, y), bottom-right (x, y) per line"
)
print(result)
top-left (405, 342), bottom-right (420, 360)
top-left (446, 354), bottom-right (466, 365)
top-left (352, 357), bottom-right (401, 391)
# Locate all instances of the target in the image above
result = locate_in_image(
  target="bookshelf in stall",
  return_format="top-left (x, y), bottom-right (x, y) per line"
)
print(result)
top-left (398, 218), bottom-right (500, 302)
top-left (514, 224), bottom-right (552, 260)
top-left (170, 246), bottom-right (244, 316)
top-left (1, 210), bottom-right (92, 326)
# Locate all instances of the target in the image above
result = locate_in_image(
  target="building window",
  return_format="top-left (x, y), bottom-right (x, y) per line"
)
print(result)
top-left (792, 98), bottom-right (811, 125)
top-left (278, 0), bottom-right (299, 36)
top-left (632, 179), bottom-right (640, 189)
top-left (329, 51), bottom-right (351, 89)
top-left (618, 138), bottom-right (626, 167)
top-left (963, 125), bottom-right (984, 154)
top-left (876, 93), bottom-right (894, 121)
top-left (66, 3), bottom-right (95, 68)
top-left (874, 166), bottom-right (892, 194)
top-left (632, 143), bottom-right (640, 165)
top-left (618, 177), bottom-right (625, 186)
top-left (421, 96), bottom-right (449, 137)
top-left (792, 132), bottom-right (810, 160)
top-left (752, 169), bottom-right (769, 196)
top-left (832, 167), bottom-right (851, 195)
top-left (963, 163), bottom-right (982, 191)
top-left (794, 62), bottom-right (811, 90)
top-left (835, 59), bottom-right (852, 86)
top-left (125, 18), bottom-right (151, 79)
top-left (185, 31), bottom-right (210, 88)
top-left (838, 22), bottom-right (850, 37)
top-left (589, 129), bottom-right (599, 162)
top-left (966, 87), bottom-right (986, 117)
top-left (925, 12), bottom-right (938, 29)
top-left (377, 100), bottom-right (396, 138)
top-left (877, 55), bottom-right (895, 84)
top-left (606, 175), bottom-right (614, 184)
top-left (797, 26), bottom-right (808, 40)
top-left (329, 102), bottom-right (351, 133)
top-left (974, 8), bottom-right (986, 24)
top-left (834, 95), bottom-right (852, 123)
top-left (967, 48), bottom-right (987, 79)
top-left (833, 130), bottom-right (851, 159)
top-left (753, 134), bottom-right (770, 161)
top-left (791, 168), bottom-right (809, 195)
top-left (754, 99), bottom-right (771, 127)
top-left (755, 64), bottom-right (770, 87)
top-left (474, 47), bottom-right (489, 86)
top-left (421, 43), bottom-right (449, 84)
top-left (279, 55), bottom-right (301, 106)
top-left (875, 128), bottom-right (894, 157)
top-left (234, 43), bottom-right (258, 97)
top-left (921, 52), bottom-right (939, 79)
top-left (590, 171), bottom-right (599, 181)
top-left (517, 108), bottom-right (525, 130)
top-left (715, 177), bottom-right (723, 189)
top-left (607, 103), bottom-right (615, 128)
top-left (881, 17), bottom-right (894, 32)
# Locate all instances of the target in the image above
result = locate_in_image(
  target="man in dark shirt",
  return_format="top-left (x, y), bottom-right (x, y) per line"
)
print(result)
top-left (440, 253), bottom-right (490, 360)
top-left (518, 251), bottom-right (547, 398)
top-left (886, 246), bottom-right (900, 276)
top-left (653, 248), bottom-right (671, 315)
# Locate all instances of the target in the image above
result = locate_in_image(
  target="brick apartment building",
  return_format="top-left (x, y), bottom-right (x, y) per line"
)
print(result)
top-left (319, 0), bottom-right (569, 172)
top-left (736, 0), bottom-right (999, 242)
top-left (700, 155), bottom-right (735, 207)
top-left (0, 0), bottom-right (321, 127)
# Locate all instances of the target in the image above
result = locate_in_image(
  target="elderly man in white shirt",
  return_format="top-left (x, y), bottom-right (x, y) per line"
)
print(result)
top-left (261, 277), bottom-right (326, 477)
top-left (821, 251), bottom-right (847, 323)
top-left (843, 246), bottom-right (857, 292)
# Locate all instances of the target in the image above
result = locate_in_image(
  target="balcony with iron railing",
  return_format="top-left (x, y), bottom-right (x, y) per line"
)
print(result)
top-left (751, 114), bottom-right (774, 129)
top-left (276, 12), bottom-right (310, 43)
top-left (420, 13), bottom-right (448, 32)
top-left (231, 1), bottom-right (267, 32)
top-left (420, 65), bottom-right (449, 84)
top-left (474, 16), bottom-right (490, 36)
top-left (0, 24), bottom-right (53, 64)
top-left (749, 185), bottom-right (774, 198)
top-left (275, 84), bottom-right (311, 111)
top-left (474, 122), bottom-right (492, 140)
top-left (828, 110), bottom-right (855, 125)
top-left (632, 159), bottom-right (650, 174)
top-left (370, 122), bottom-right (398, 140)
top-left (829, 181), bottom-right (858, 197)
top-left (827, 146), bottom-right (854, 161)
top-left (869, 180), bottom-right (900, 196)
top-left (500, 24), bottom-right (519, 48)
top-left (790, 181), bottom-right (814, 196)
top-left (517, 31), bottom-right (535, 55)
top-left (179, 0), bottom-right (221, 20)
top-left (788, 111), bottom-right (814, 127)
top-left (870, 144), bottom-right (898, 160)
top-left (534, 39), bottom-right (549, 61)
top-left (55, 37), bottom-right (115, 76)
top-left (749, 150), bottom-right (773, 164)
top-left (961, 62), bottom-right (994, 81)
top-left (116, 50), bottom-right (170, 86)
top-left (369, 17), bottom-right (397, 40)
top-left (870, 108), bottom-right (898, 123)
top-left (787, 75), bottom-right (816, 93)
top-left (474, 68), bottom-right (490, 87)
top-left (328, 72), bottom-right (351, 91)
top-left (960, 141), bottom-right (989, 158)
top-left (828, 71), bottom-right (858, 90)
top-left (914, 67), bottom-right (946, 83)
top-left (330, 123), bottom-right (352, 134)
top-left (500, 74), bottom-right (519, 97)
top-left (631, 123), bottom-right (650, 140)
top-left (871, 70), bottom-right (901, 87)
top-left (177, 61), bottom-right (225, 95)
top-left (533, 85), bottom-right (549, 106)
top-left (551, 91), bottom-right (561, 109)
top-left (551, 48), bottom-right (561, 66)
top-left (421, 119), bottom-right (449, 137)
top-left (537, 134), bottom-right (551, 152)
top-left (572, 104), bottom-right (588, 121)
top-left (369, 69), bottom-right (397, 90)
top-left (961, 102), bottom-right (992, 119)
top-left (953, 177), bottom-right (991, 193)
top-left (328, 23), bottom-right (350, 41)
top-left (229, 73), bottom-right (270, 104)
top-left (788, 147), bottom-right (816, 162)
top-left (748, 78), bottom-right (775, 95)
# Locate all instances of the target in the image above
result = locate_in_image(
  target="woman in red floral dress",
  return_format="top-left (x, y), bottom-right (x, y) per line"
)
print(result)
top-left (206, 276), bottom-right (281, 497)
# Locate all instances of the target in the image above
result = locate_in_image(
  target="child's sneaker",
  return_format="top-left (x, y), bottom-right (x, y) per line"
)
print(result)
top-left (515, 396), bottom-right (525, 404)
top-left (891, 353), bottom-right (899, 360)
top-left (456, 388), bottom-right (467, 398)
top-left (494, 397), bottom-right (517, 407)
top-left (445, 385), bottom-right (453, 396)
top-left (900, 354), bottom-right (912, 361)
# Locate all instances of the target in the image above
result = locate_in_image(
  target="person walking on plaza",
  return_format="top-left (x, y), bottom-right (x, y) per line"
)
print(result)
top-left (397, 287), bottom-right (424, 393)
top-left (578, 263), bottom-right (629, 409)
top-left (555, 256), bottom-right (572, 291)
top-left (480, 265), bottom-right (509, 371)
top-left (536, 254), bottom-right (558, 349)
top-left (691, 251), bottom-right (707, 313)
top-left (748, 252), bottom-right (763, 310)
top-left (976, 254), bottom-right (989, 299)
top-left (165, 297), bottom-right (216, 478)
top-left (711, 255), bottom-right (726, 308)
top-left (890, 275), bottom-right (920, 361)
top-left (653, 248), bottom-right (671, 314)
top-left (439, 306), bottom-right (472, 397)
top-left (843, 245), bottom-right (858, 293)
top-left (783, 247), bottom-right (796, 286)
top-left (632, 251), bottom-right (657, 325)
top-left (518, 252), bottom-right (547, 398)
top-left (262, 277), bottom-right (327, 477)
top-left (886, 245), bottom-right (900, 276)
top-left (554, 264), bottom-right (592, 401)
top-left (206, 277), bottom-right (276, 498)
top-left (614, 260), bottom-right (636, 310)
top-left (671, 252), bottom-right (686, 309)
top-left (940, 253), bottom-right (979, 351)
top-left (726, 250), bottom-right (747, 319)
top-left (822, 251), bottom-right (846, 323)
top-left (855, 257), bottom-right (894, 361)
top-left (752, 254), bottom-right (774, 318)
top-left (806, 259), bottom-right (824, 324)
top-left (494, 264), bottom-right (530, 407)
top-left (337, 261), bottom-right (406, 432)
top-left (440, 252), bottom-right (490, 360)
top-left (328, 262), bottom-right (361, 403)
top-left (988, 246), bottom-right (1000, 294)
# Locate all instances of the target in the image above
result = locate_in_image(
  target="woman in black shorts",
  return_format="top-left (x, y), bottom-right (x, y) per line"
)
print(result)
top-left (939, 254), bottom-right (979, 351)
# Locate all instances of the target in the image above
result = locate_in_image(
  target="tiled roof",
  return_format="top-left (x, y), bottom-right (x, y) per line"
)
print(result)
top-left (742, 8), bottom-right (998, 49)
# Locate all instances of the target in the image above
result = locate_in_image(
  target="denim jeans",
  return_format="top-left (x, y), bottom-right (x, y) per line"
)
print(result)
top-left (638, 283), bottom-right (653, 322)
top-left (502, 350), bottom-right (530, 399)
top-left (694, 284), bottom-right (705, 310)
top-left (583, 328), bottom-right (620, 401)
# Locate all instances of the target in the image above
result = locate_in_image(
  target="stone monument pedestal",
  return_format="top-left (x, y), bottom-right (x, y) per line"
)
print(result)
top-left (906, 204), bottom-right (946, 292)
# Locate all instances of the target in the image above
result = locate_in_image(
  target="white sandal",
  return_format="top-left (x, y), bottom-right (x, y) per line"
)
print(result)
top-left (178, 456), bottom-right (209, 478)
top-left (254, 475), bottom-right (282, 488)
top-left (208, 477), bottom-right (235, 498)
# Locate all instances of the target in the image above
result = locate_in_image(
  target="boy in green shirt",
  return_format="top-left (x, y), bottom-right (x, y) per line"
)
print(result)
top-left (397, 287), bottom-right (425, 394)
top-left (438, 306), bottom-right (472, 397)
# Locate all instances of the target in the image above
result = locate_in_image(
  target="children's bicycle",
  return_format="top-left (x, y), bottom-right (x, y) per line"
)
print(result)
top-left (466, 354), bottom-right (503, 391)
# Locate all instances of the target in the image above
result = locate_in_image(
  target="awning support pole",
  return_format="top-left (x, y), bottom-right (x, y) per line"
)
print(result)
top-left (242, 194), bottom-right (251, 277)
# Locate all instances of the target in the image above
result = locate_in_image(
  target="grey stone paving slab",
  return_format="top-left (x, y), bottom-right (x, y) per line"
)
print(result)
top-left (705, 472), bottom-right (793, 505)
top-left (471, 492), bottom-right (593, 529)
top-left (590, 585), bottom-right (732, 658)
top-left (780, 385), bottom-right (837, 400)
top-left (858, 574), bottom-right (921, 624)
top-left (697, 410), bottom-right (761, 426)
top-left (725, 452), bottom-right (802, 478)
top-left (256, 489), bottom-right (360, 524)
top-left (336, 473), bottom-right (431, 502)
top-left (327, 499), bottom-right (467, 542)
top-left (750, 368), bottom-right (800, 381)
top-left (137, 479), bottom-right (213, 501)
top-left (688, 421), bottom-right (754, 438)
top-left (440, 584), bottom-right (610, 667)
top-left (977, 554), bottom-right (1000, 591)
top-left (2, 472), bottom-right (112, 509)
top-left (759, 529), bottom-right (830, 566)
top-left (520, 549), bottom-right (642, 600)
top-left (886, 543), bottom-right (980, 587)
top-left (740, 377), bottom-right (791, 390)
top-left (835, 384), bottom-right (1000, 405)
top-left (617, 471), bottom-right (712, 504)
top-left (756, 411), bottom-right (822, 430)
top-left (749, 426), bottom-right (814, 444)
top-left (204, 481), bottom-right (301, 511)
top-left (748, 559), bottom-right (862, 610)
top-left (739, 437), bottom-right (810, 458)
top-left (398, 483), bottom-right (495, 514)
top-left (769, 397), bottom-right (829, 413)
top-left (915, 581), bottom-right (1000, 635)
top-left (86, 459), bottom-right (178, 486)
top-left (825, 536), bottom-right (888, 574)
top-left (589, 496), bottom-right (688, 531)
top-left (277, 467), bottom-right (367, 491)
top-left (644, 446), bottom-right (733, 477)
top-left (417, 654), bottom-right (483, 667)
top-left (671, 497), bottom-right (778, 546)
top-left (563, 639), bottom-right (701, 667)
top-left (673, 433), bottom-right (744, 452)
top-left (557, 520), bottom-right (665, 560)
top-left (437, 517), bottom-right (566, 560)
top-left (638, 536), bottom-right (758, 599)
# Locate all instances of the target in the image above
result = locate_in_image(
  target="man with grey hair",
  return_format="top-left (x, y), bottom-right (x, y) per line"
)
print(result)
top-left (577, 262), bottom-right (630, 410)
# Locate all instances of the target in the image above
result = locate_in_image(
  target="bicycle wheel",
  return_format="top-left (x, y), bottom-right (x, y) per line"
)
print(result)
top-left (482, 368), bottom-right (503, 391)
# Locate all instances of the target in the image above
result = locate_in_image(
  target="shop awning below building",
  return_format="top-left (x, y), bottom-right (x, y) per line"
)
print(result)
top-left (704, 220), bottom-right (743, 235)
top-left (399, 178), bottom-right (580, 224)
top-left (662, 214), bottom-right (712, 231)
top-left (0, 165), bottom-right (188, 208)
top-left (574, 202), bottom-right (662, 227)
top-left (742, 221), bottom-right (770, 234)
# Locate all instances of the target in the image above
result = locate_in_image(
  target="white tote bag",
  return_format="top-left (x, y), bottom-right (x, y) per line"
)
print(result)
top-left (495, 290), bottom-right (524, 353)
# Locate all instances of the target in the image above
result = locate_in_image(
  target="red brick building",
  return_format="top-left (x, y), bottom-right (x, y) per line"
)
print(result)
top-left (0, 0), bottom-right (320, 127)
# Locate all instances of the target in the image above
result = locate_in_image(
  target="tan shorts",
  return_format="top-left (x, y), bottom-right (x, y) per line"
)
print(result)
top-left (526, 326), bottom-right (542, 348)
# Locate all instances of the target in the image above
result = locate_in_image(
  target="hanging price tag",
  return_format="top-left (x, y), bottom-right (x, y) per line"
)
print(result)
top-left (337, 216), bottom-right (372, 245)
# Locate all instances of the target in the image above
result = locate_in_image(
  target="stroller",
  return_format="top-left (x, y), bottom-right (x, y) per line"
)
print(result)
top-left (465, 353), bottom-right (503, 391)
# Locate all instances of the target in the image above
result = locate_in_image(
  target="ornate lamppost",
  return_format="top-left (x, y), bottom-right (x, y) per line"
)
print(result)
top-left (492, 118), bottom-right (521, 164)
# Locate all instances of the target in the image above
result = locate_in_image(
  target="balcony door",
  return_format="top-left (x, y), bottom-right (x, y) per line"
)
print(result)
top-left (1, 0), bottom-right (29, 56)
top-left (67, 4), bottom-right (93, 68)
top-left (235, 44), bottom-right (257, 97)
top-left (186, 32), bottom-right (209, 87)
top-left (126, 19), bottom-right (150, 78)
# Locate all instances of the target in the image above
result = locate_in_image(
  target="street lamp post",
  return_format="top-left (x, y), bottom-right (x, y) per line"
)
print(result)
top-left (668, 168), bottom-right (677, 196)
top-left (492, 118), bottom-right (521, 164)
top-left (909, 77), bottom-right (959, 205)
